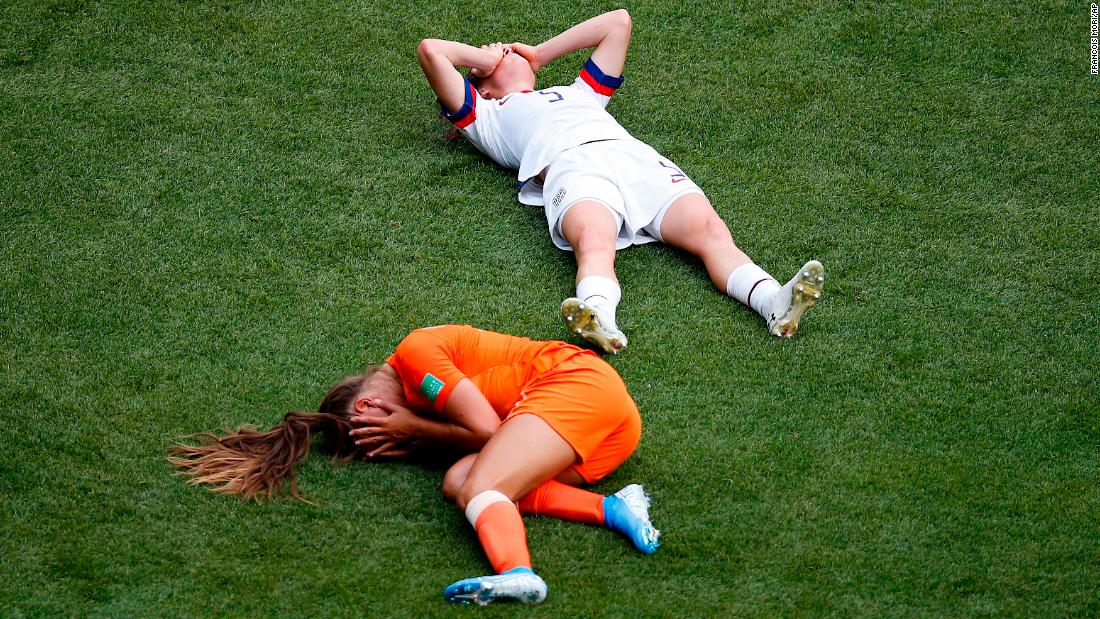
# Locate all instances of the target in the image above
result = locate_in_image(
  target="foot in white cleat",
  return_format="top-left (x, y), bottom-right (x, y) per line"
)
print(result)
top-left (443, 567), bottom-right (548, 606)
top-left (765, 260), bottom-right (825, 338)
top-left (560, 297), bottom-right (627, 354)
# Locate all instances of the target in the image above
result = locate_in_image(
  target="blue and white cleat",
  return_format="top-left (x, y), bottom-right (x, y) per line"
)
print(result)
top-left (561, 297), bottom-right (627, 355)
top-left (603, 484), bottom-right (660, 554)
top-left (765, 260), bottom-right (825, 338)
top-left (443, 566), bottom-right (548, 606)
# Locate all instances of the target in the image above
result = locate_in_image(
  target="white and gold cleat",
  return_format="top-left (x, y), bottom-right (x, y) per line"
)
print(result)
top-left (560, 297), bottom-right (627, 354)
top-left (765, 260), bottom-right (825, 338)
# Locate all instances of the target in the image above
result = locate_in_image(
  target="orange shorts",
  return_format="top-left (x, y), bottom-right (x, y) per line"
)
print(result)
top-left (507, 352), bottom-right (641, 484)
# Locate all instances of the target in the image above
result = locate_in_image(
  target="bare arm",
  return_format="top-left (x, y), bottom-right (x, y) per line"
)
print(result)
top-left (350, 379), bottom-right (501, 457)
top-left (416, 39), bottom-right (505, 113)
top-left (513, 9), bottom-right (632, 76)
top-left (437, 378), bottom-right (502, 443)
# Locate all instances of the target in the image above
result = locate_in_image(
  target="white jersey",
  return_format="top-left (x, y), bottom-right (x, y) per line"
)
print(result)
top-left (443, 58), bottom-right (634, 206)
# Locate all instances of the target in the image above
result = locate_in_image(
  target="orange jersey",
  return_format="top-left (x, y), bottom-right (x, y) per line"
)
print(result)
top-left (387, 325), bottom-right (641, 483)
top-left (386, 325), bottom-right (593, 418)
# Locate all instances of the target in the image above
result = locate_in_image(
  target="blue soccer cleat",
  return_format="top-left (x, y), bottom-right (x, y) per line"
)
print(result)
top-left (603, 484), bottom-right (660, 554)
top-left (443, 566), bottom-right (548, 606)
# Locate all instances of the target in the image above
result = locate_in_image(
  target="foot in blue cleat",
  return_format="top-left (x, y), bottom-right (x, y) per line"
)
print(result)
top-left (443, 567), bottom-right (548, 606)
top-left (603, 484), bottom-right (660, 554)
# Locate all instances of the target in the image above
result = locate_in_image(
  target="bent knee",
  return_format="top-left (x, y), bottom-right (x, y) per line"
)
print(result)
top-left (441, 470), bottom-right (462, 503)
top-left (442, 455), bottom-right (477, 503)
top-left (453, 484), bottom-right (477, 511)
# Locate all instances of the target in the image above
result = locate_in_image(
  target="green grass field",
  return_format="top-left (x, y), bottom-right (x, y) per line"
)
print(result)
top-left (2, 0), bottom-right (1098, 616)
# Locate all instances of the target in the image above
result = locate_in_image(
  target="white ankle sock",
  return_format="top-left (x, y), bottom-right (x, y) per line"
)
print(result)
top-left (725, 263), bottom-right (780, 317)
top-left (576, 275), bottom-right (621, 328)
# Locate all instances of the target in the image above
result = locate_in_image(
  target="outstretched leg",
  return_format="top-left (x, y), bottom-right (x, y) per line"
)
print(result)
top-left (657, 193), bottom-right (825, 337)
top-left (558, 201), bottom-right (628, 353)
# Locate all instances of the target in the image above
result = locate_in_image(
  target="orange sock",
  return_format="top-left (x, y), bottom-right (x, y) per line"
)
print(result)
top-left (467, 491), bottom-right (531, 573)
top-left (517, 479), bottom-right (605, 525)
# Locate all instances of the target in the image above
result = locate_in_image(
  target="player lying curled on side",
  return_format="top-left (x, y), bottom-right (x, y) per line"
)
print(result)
top-left (171, 325), bottom-right (659, 606)
top-left (418, 10), bottom-right (825, 354)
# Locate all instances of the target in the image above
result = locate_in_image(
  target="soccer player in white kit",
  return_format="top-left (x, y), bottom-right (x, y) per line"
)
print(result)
top-left (417, 10), bottom-right (826, 354)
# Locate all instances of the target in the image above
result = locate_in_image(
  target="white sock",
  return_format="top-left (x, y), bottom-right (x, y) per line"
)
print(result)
top-left (576, 275), bottom-right (621, 328)
top-left (725, 263), bottom-right (780, 317)
top-left (464, 490), bottom-right (513, 527)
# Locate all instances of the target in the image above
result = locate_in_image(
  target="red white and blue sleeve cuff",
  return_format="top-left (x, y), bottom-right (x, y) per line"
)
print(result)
top-left (440, 78), bottom-right (477, 128)
top-left (579, 57), bottom-right (625, 96)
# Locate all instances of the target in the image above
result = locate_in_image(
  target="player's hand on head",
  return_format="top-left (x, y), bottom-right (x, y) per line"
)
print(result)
top-left (509, 42), bottom-right (540, 72)
top-left (470, 42), bottom-right (508, 79)
top-left (349, 398), bottom-right (419, 457)
top-left (370, 438), bottom-right (425, 459)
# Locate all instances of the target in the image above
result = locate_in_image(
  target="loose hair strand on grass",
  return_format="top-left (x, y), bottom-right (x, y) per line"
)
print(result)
top-left (169, 374), bottom-right (372, 502)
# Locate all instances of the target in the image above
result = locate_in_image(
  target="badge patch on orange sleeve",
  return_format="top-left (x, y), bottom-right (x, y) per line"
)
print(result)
top-left (419, 373), bottom-right (444, 401)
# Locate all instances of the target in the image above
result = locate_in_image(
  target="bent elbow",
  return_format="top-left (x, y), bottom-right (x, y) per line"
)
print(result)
top-left (473, 427), bottom-right (495, 447)
top-left (612, 8), bottom-right (632, 30)
top-left (467, 421), bottom-right (500, 449)
top-left (417, 38), bottom-right (440, 62)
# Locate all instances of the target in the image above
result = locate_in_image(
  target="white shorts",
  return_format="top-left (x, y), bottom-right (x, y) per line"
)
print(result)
top-left (541, 139), bottom-right (704, 251)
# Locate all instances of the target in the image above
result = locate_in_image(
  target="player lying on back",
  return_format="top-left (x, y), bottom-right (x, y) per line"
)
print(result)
top-left (417, 10), bottom-right (826, 354)
top-left (172, 325), bottom-right (660, 606)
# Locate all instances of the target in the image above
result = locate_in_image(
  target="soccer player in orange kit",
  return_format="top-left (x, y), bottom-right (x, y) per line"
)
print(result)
top-left (171, 325), bottom-right (659, 606)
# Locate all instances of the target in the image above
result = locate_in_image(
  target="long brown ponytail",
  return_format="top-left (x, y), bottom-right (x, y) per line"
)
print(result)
top-left (169, 372), bottom-right (377, 502)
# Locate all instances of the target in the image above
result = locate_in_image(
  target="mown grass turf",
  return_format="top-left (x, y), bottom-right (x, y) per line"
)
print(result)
top-left (2, 0), bottom-right (1097, 616)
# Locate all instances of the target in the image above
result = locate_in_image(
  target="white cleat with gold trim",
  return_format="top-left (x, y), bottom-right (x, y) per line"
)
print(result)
top-left (560, 297), bottom-right (627, 354)
top-left (765, 260), bottom-right (825, 338)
